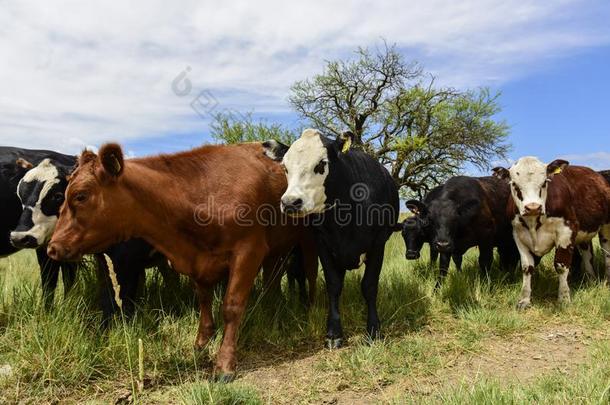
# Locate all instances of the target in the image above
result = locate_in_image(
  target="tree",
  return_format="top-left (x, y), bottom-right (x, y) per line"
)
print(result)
top-left (210, 111), bottom-right (296, 145)
top-left (289, 44), bottom-right (510, 197)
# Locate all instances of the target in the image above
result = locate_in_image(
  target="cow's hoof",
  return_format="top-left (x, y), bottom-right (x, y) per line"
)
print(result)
top-left (214, 372), bottom-right (236, 384)
top-left (516, 301), bottom-right (531, 310)
top-left (325, 337), bottom-right (344, 350)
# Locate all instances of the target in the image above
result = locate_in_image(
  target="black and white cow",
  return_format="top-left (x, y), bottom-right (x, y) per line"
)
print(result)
top-left (1, 146), bottom-right (78, 304)
top-left (7, 152), bottom-right (176, 324)
top-left (493, 157), bottom-right (610, 309)
top-left (263, 129), bottom-right (399, 348)
top-left (401, 176), bottom-right (519, 286)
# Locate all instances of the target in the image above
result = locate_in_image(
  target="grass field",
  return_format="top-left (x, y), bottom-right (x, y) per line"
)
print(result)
top-left (2, 231), bottom-right (610, 404)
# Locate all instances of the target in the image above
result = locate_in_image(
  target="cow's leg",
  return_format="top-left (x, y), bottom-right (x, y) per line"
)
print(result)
top-left (599, 225), bottom-right (610, 284)
top-left (436, 252), bottom-right (451, 288)
top-left (194, 280), bottom-right (215, 350)
top-left (452, 253), bottom-right (463, 272)
top-left (478, 245), bottom-right (493, 275)
top-left (513, 234), bottom-right (536, 309)
top-left (262, 255), bottom-right (284, 302)
top-left (554, 245), bottom-right (574, 304)
top-left (300, 239), bottom-right (318, 306)
top-left (36, 247), bottom-right (60, 308)
top-left (578, 242), bottom-right (595, 279)
top-left (361, 245), bottom-right (385, 340)
top-left (60, 262), bottom-right (77, 295)
top-left (430, 246), bottom-right (439, 264)
top-left (319, 246), bottom-right (345, 349)
top-left (214, 244), bottom-right (265, 380)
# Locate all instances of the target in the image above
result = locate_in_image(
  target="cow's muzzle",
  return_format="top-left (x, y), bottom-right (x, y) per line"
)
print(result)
top-left (435, 240), bottom-right (452, 253)
top-left (47, 242), bottom-right (78, 262)
top-left (405, 250), bottom-right (420, 260)
top-left (523, 203), bottom-right (543, 217)
top-left (10, 232), bottom-right (39, 249)
top-left (281, 197), bottom-right (304, 216)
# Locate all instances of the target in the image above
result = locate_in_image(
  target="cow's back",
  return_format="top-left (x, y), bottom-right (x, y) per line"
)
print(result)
top-left (332, 149), bottom-right (399, 215)
top-left (549, 166), bottom-right (610, 231)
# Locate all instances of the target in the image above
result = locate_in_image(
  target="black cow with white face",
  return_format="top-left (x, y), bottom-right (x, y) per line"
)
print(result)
top-left (403, 176), bottom-right (518, 285)
top-left (5, 150), bottom-right (176, 325)
top-left (1, 146), bottom-right (78, 305)
top-left (263, 129), bottom-right (399, 348)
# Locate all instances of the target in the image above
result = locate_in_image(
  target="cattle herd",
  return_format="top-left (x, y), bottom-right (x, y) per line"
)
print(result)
top-left (1, 128), bottom-right (610, 381)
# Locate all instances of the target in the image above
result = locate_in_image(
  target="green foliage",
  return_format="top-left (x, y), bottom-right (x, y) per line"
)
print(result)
top-left (210, 111), bottom-right (296, 145)
top-left (2, 240), bottom-right (610, 403)
top-left (289, 43), bottom-right (511, 197)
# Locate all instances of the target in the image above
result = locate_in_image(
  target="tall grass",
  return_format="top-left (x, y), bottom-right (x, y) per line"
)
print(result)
top-left (1, 235), bottom-right (609, 403)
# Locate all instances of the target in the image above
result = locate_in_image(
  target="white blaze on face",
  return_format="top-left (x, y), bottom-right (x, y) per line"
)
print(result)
top-left (508, 156), bottom-right (549, 216)
top-left (281, 129), bottom-right (329, 215)
top-left (13, 159), bottom-right (61, 245)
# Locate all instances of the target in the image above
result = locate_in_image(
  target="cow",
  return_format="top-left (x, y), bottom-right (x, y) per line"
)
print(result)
top-left (1, 146), bottom-right (77, 305)
top-left (493, 157), bottom-right (610, 309)
top-left (400, 186), bottom-right (442, 262)
top-left (46, 142), bottom-right (318, 380)
top-left (6, 154), bottom-right (177, 325)
top-left (262, 129), bottom-right (399, 349)
top-left (401, 176), bottom-right (519, 286)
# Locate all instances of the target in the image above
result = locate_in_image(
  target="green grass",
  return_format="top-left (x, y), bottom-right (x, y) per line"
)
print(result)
top-left (1, 234), bottom-right (610, 403)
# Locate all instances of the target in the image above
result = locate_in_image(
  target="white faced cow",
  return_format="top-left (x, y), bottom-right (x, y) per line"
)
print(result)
top-left (263, 129), bottom-right (399, 349)
top-left (494, 157), bottom-right (610, 309)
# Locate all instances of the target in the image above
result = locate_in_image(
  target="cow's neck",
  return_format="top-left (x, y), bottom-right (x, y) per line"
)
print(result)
top-left (116, 162), bottom-right (205, 275)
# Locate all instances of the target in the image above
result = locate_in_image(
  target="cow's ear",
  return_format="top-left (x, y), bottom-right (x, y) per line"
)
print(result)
top-left (262, 140), bottom-right (289, 162)
top-left (336, 131), bottom-right (354, 154)
top-left (406, 199), bottom-right (427, 216)
top-left (99, 143), bottom-right (124, 178)
top-left (547, 159), bottom-right (569, 177)
top-left (15, 158), bottom-right (33, 170)
top-left (492, 167), bottom-right (510, 181)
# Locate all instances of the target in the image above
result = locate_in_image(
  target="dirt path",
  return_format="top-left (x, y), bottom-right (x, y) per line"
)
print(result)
top-left (239, 324), bottom-right (591, 404)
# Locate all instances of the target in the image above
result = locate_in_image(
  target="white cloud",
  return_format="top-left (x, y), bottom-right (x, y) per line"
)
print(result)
top-left (559, 151), bottom-right (610, 170)
top-left (0, 0), bottom-right (608, 153)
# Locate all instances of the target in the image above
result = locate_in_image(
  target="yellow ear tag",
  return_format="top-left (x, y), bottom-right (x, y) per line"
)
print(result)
top-left (553, 167), bottom-right (562, 175)
top-left (341, 136), bottom-right (351, 153)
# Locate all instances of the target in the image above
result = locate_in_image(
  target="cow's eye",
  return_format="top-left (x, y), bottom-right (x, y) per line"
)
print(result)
top-left (53, 192), bottom-right (64, 202)
top-left (313, 160), bottom-right (327, 175)
top-left (74, 192), bottom-right (88, 203)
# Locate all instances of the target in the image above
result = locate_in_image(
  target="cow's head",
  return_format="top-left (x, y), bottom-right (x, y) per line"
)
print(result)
top-left (10, 159), bottom-right (72, 249)
top-left (47, 144), bottom-right (127, 261)
top-left (409, 197), bottom-right (479, 254)
top-left (493, 157), bottom-right (568, 217)
top-left (262, 128), bottom-right (353, 216)
top-left (401, 200), bottom-right (431, 260)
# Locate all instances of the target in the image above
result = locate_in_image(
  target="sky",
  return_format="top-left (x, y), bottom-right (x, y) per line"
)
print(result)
top-left (0, 0), bottom-right (609, 169)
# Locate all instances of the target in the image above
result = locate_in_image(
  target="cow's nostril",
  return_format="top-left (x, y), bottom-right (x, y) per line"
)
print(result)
top-left (282, 197), bottom-right (304, 213)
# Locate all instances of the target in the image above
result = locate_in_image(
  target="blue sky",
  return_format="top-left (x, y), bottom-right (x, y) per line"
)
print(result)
top-left (1, 0), bottom-right (609, 170)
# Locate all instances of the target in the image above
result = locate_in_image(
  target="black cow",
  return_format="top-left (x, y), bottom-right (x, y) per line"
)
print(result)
top-left (403, 176), bottom-right (518, 285)
top-left (5, 150), bottom-right (174, 324)
top-left (1, 146), bottom-right (77, 305)
top-left (401, 185), bottom-right (442, 262)
top-left (263, 129), bottom-right (399, 349)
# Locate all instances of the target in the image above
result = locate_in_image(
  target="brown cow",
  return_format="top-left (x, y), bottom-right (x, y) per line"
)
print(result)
top-left (47, 142), bottom-right (317, 380)
top-left (494, 157), bottom-right (610, 309)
